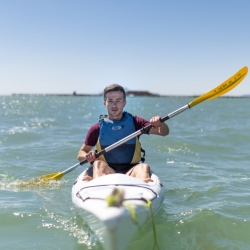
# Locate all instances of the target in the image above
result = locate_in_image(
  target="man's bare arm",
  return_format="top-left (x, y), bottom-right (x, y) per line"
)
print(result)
top-left (78, 144), bottom-right (94, 162)
top-left (148, 116), bottom-right (169, 136)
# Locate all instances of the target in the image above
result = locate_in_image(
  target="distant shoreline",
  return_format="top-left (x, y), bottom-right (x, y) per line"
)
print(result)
top-left (9, 93), bottom-right (250, 98)
top-left (7, 90), bottom-right (250, 98)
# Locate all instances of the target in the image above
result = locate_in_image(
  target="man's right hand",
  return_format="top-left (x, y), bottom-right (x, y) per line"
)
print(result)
top-left (85, 151), bottom-right (96, 162)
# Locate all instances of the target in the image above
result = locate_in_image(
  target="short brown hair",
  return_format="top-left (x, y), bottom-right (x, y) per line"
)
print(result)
top-left (103, 84), bottom-right (126, 100)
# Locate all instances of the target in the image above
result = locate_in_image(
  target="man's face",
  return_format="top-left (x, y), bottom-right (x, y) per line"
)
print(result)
top-left (104, 91), bottom-right (126, 120)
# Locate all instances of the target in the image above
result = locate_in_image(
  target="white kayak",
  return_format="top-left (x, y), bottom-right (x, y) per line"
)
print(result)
top-left (72, 168), bottom-right (164, 250)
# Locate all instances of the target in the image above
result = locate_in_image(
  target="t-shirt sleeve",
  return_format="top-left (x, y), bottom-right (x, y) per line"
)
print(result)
top-left (84, 123), bottom-right (100, 146)
top-left (133, 116), bottom-right (151, 134)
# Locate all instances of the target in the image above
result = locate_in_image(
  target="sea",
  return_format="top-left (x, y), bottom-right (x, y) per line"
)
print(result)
top-left (1, 95), bottom-right (250, 250)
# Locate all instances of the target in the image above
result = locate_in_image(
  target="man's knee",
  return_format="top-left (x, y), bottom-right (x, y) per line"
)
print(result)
top-left (93, 160), bottom-right (108, 171)
top-left (139, 163), bottom-right (150, 172)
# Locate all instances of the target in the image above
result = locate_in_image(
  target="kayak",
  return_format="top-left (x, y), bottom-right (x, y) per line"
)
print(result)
top-left (72, 168), bottom-right (164, 250)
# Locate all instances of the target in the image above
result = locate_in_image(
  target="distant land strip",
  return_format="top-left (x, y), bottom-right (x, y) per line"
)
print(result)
top-left (11, 90), bottom-right (250, 98)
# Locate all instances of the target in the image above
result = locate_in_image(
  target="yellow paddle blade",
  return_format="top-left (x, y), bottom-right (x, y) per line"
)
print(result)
top-left (38, 172), bottom-right (64, 181)
top-left (26, 172), bottom-right (63, 184)
top-left (14, 172), bottom-right (64, 188)
top-left (189, 66), bottom-right (248, 108)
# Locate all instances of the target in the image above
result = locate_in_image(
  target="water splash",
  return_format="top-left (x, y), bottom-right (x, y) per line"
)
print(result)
top-left (42, 207), bottom-right (101, 249)
top-left (0, 174), bottom-right (64, 191)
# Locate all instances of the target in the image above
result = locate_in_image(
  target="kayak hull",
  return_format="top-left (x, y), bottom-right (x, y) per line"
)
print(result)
top-left (72, 170), bottom-right (164, 250)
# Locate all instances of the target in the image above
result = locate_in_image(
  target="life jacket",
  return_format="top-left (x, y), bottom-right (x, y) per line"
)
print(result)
top-left (96, 112), bottom-right (144, 165)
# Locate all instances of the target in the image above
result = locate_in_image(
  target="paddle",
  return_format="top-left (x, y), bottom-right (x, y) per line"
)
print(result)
top-left (28, 66), bottom-right (248, 183)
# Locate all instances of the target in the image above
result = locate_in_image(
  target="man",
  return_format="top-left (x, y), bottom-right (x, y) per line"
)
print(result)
top-left (78, 84), bottom-right (169, 182)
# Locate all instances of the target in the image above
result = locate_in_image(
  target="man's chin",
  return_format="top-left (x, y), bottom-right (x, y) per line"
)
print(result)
top-left (109, 112), bottom-right (122, 119)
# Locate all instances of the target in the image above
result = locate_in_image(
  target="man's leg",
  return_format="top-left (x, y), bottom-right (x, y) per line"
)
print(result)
top-left (82, 160), bottom-right (114, 181)
top-left (92, 160), bottom-right (115, 178)
top-left (126, 163), bottom-right (153, 183)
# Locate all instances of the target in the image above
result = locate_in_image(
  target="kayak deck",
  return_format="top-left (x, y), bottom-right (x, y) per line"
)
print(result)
top-left (72, 170), bottom-right (164, 250)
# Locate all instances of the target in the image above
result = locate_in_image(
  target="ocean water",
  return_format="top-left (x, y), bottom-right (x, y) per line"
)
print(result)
top-left (0, 95), bottom-right (250, 250)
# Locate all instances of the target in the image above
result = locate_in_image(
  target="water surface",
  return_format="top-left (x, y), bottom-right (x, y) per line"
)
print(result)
top-left (1, 95), bottom-right (250, 249)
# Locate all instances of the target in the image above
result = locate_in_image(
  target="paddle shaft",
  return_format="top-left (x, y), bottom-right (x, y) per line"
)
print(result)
top-left (59, 66), bottom-right (248, 178)
top-left (61, 104), bottom-right (190, 175)
top-left (94, 104), bottom-right (189, 156)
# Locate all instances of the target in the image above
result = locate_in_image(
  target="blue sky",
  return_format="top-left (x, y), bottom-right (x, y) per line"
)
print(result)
top-left (0, 0), bottom-right (249, 96)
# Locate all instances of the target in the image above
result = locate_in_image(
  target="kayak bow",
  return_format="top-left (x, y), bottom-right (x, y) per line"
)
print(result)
top-left (72, 169), bottom-right (164, 250)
